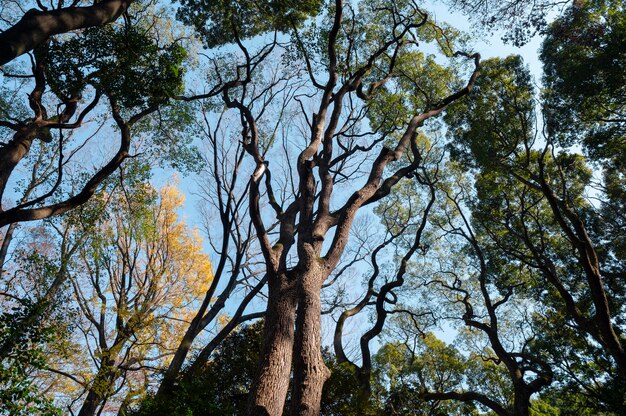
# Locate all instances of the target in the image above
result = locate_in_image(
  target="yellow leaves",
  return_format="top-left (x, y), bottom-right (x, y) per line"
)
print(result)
top-left (217, 313), bottom-right (231, 330)
top-left (155, 182), bottom-right (213, 302)
top-left (72, 178), bottom-right (214, 384)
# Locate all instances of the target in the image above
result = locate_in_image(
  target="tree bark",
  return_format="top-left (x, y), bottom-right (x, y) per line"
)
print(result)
top-left (247, 273), bottom-right (297, 416)
top-left (77, 355), bottom-right (119, 416)
top-left (290, 266), bottom-right (330, 416)
top-left (0, 131), bottom-right (37, 205)
top-left (0, 0), bottom-right (133, 66)
top-left (0, 222), bottom-right (17, 279)
top-left (513, 385), bottom-right (530, 416)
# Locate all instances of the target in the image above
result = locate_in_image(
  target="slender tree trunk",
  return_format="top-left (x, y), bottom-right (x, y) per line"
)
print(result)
top-left (290, 267), bottom-right (330, 416)
top-left (0, 132), bottom-right (36, 205)
top-left (0, 222), bottom-right (17, 279)
top-left (156, 319), bottom-right (202, 397)
top-left (78, 355), bottom-right (119, 416)
top-left (247, 273), bottom-right (297, 416)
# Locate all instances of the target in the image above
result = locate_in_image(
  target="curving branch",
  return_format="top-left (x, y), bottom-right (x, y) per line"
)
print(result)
top-left (0, 0), bottom-right (133, 66)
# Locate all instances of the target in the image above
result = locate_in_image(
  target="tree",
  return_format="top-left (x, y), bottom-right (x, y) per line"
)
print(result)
top-left (445, 46), bottom-right (626, 413)
top-left (0, 2), bottom-right (188, 228)
top-left (414, 175), bottom-right (554, 416)
top-left (333, 144), bottom-right (440, 412)
top-left (0, 0), bottom-right (134, 66)
top-left (0, 266), bottom-right (66, 416)
top-left (0, 0), bottom-right (132, 66)
top-left (375, 336), bottom-right (485, 416)
top-left (541, 0), bottom-right (626, 286)
top-left (177, 2), bottom-right (480, 413)
top-left (447, 0), bottom-right (576, 46)
top-left (155, 103), bottom-right (267, 400)
top-left (53, 179), bottom-right (212, 416)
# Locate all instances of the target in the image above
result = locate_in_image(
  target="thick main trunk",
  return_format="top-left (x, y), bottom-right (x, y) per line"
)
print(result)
top-left (0, 0), bottom-right (133, 66)
top-left (248, 274), bottom-right (297, 416)
top-left (290, 269), bottom-right (330, 416)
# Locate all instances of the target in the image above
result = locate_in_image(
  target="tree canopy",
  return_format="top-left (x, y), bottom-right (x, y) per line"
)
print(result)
top-left (0, 0), bottom-right (624, 415)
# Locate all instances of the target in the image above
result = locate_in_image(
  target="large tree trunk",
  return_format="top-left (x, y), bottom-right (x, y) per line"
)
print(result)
top-left (290, 266), bottom-right (330, 416)
top-left (0, 0), bottom-right (133, 66)
top-left (248, 273), bottom-right (297, 416)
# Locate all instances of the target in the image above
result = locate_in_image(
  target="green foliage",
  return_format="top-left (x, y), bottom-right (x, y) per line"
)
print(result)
top-left (374, 336), bottom-right (486, 415)
top-left (541, 0), bottom-right (626, 284)
top-left (438, 5), bottom-right (626, 413)
top-left (529, 399), bottom-right (560, 416)
top-left (448, 0), bottom-right (568, 46)
top-left (321, 351), bottom-right (379, 415)
top-left (541, 0), bottom-right (626, 162)
top-left (176, 0), bottom-right (323, 48)
top-left (0, 301), bottom-right (62, 416)
top-left (133, 321), bottom-right (264, 416)
top-left (445, 55), bottom-right (535, 169)
top-left (45, 24), bottom-right (186, 109)
top-left (134, 101), bottom-right (203, 174)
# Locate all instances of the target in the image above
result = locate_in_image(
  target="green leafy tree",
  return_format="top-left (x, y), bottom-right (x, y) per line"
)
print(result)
top-left (0, 300), bottom-right (63, 416)
top-left (444, 22), bottom-right (626, 411)
top-left (0, 2), bottom-right (188, 228)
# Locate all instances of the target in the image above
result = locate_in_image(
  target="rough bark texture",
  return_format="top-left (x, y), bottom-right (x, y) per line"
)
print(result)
top-left (0, 0), bottom-right (133, 66)
top-left (290, 266), bottom-right (330, 416)
top-left (248, 273), bottom-right (297, 416)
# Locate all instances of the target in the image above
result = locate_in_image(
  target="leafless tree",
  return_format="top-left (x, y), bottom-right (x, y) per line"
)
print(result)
top-left (333, 161), bottom-right (438, 411)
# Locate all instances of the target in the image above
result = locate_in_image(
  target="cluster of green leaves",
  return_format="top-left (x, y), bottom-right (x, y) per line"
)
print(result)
top-left (445, 55), bottom-right (536, 170)
top-left (46, 24), bottom-right (186, 109)
top-left (176, 0), bottom-right (323, 48)
top-left (132, 321), bottom-right (264, 416)
top-left (0, 299), bottom-right (62, 416)
top-left (542, 0), bottom-right (626, 161)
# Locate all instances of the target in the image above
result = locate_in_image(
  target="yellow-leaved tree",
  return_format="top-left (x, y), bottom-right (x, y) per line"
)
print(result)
top-left (53, 180), bottom-right (212, 416)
